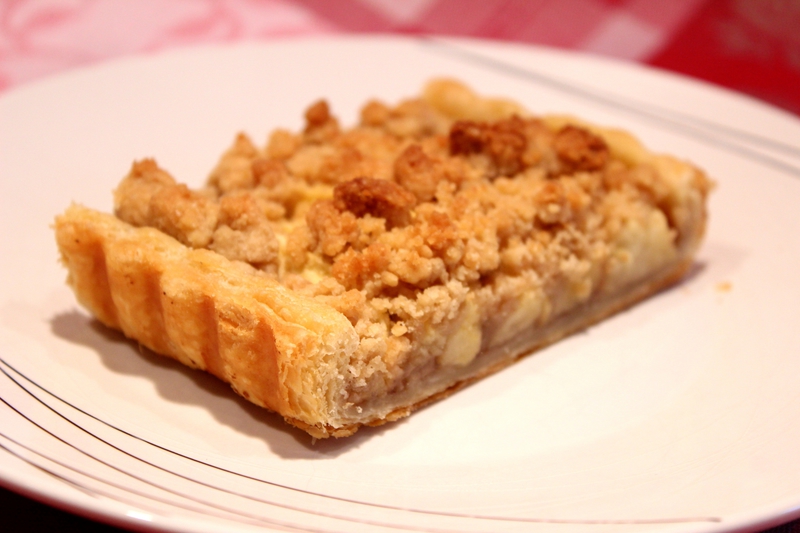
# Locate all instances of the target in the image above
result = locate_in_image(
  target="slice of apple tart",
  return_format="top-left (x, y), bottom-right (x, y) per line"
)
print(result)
top-left (55, 79), bottom-right (711, 438)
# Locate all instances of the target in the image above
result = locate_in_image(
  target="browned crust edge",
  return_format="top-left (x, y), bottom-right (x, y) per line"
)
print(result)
top-left (54, 204), bottom-right (359, 432)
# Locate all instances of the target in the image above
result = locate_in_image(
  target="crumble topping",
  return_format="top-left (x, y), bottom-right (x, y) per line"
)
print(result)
top-left (111, 80), bottom-right (711, 409)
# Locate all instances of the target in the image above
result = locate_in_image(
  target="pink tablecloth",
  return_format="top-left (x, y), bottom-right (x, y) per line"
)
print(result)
top-left (1, 0), bottom-right (799, 116)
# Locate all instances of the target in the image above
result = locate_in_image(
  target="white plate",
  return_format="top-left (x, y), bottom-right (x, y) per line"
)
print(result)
top-left (1, 36), bottom-right (800, 533)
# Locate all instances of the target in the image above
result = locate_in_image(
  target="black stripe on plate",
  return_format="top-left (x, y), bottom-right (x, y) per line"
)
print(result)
top-left (0, 395), bottom-right (345, 533)
top-left (0, 435), bottom-right (267, 527)
top-left (0, 362), bottom-right (509, 533)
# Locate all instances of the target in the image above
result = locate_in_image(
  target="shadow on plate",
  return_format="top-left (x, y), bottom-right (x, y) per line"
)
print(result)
top-left (49, 310), bottom-right (400, 459)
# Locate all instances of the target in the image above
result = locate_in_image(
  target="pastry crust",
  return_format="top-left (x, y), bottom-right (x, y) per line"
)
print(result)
top-left (54, 80), bottom-right (711, 438)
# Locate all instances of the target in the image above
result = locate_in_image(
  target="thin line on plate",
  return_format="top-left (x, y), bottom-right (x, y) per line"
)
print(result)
top-left (0, 436), bottom-right (268, 528)
top-left (0, 397), bottom-right (354, 533)
top-left (0, 363), bottom-right (497, 533)
top-left (0, 437), bottom-right (101, 499)
top-left (0, 356), bottom-right (722, 527)
top-left (421, 37), bottom-right (800, 178)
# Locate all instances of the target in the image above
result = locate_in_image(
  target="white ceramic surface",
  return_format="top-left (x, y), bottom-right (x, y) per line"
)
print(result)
top-left (1, 36), bottom-right (800, 533)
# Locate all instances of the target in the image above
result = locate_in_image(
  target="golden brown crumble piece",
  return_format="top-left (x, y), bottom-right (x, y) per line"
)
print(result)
top-left (449, 115), bottom-right (548, 177)
top-left (552, 124), bottom-right (609, 173)
top-left (115, 161), bottom-right (219, 249)
top-left (207, 133), bottom-right (260, 193)
top-left (393, 145), bottom-right (444, 203)
top-left (304, 100), bottom-right (340, 143)
top-left (333, 177), bottom-right (416, 228)
top-left (147, 183), bottom-right (219, 248)
top-left (360, 100), bottom-right (391, 126)
top-left (209, 192), bottom-right (279, 269)
top-left (113, 158), bottom-right (178, 227)
top-left (305, 199), bottom-right (360, 257)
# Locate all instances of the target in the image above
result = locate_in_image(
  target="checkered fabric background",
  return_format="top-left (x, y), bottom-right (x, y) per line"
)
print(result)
top-left (1, 0), bottom-right (799, 115)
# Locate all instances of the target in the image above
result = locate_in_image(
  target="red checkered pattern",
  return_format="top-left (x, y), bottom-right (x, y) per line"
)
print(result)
top-left (0, 0), bottom-right (799, 115)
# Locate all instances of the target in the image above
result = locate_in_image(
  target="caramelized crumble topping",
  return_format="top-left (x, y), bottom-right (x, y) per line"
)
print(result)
top-left (333, 177), bottom-right (416, 228)
top-left (111, 80), bottom-right (710, 409)
top-left (553, 124), bottom-right (609, 173)
top-left (450, 117), bottom-right (528, 176)
top-left (305, 199), bottom-right (360, 257)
